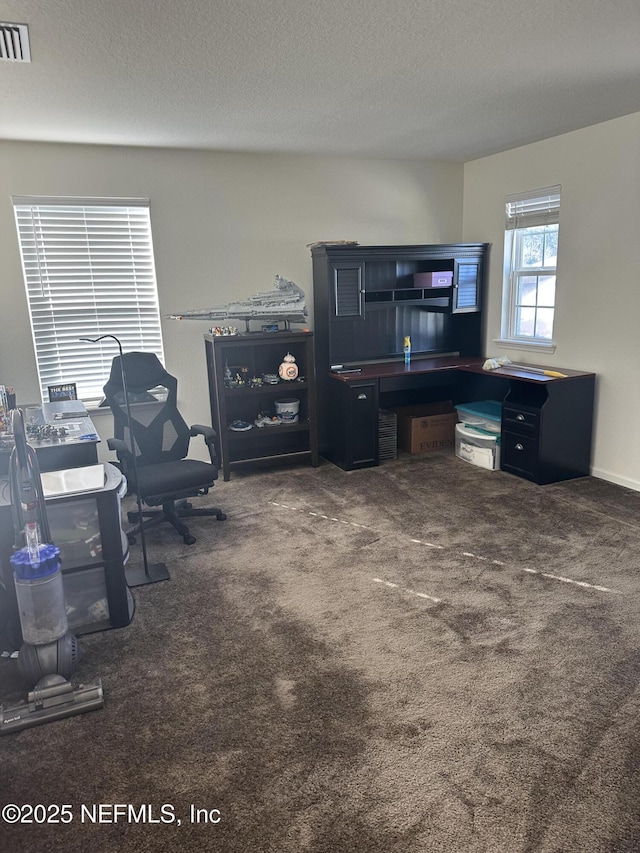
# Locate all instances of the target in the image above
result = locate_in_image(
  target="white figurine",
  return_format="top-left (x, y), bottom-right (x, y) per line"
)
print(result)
top-left (278, 352), bottom-right (298, 381)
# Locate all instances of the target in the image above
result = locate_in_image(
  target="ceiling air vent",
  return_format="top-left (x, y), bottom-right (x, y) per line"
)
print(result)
top-left (0, 23), bottom-right (31, 62)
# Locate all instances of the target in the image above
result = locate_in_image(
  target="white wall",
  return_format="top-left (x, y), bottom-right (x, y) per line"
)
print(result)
top-left (0, 141), bottom-right (463, 460)
top-left (463, 112), bottom-right (640, 491)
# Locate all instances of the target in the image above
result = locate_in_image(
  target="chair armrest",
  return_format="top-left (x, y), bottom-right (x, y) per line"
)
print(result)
top-left (190, 424), bottom-right (217, 443)
top-left (107, 437), bottom-right (131, 456)
top-left (190, 424), bottom-right (219, 466)
top-left (107, 435), bottom-right (133, 463)
top-left (107, 437), bottom-right (135, 477)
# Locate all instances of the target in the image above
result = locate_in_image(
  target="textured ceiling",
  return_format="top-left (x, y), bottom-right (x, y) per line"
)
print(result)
top-left (1, 0), bottom-right (640, 161)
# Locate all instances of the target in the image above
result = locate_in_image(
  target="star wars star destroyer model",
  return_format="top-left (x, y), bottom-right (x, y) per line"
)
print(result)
top-left (168, 275), bottom-right (308, 331)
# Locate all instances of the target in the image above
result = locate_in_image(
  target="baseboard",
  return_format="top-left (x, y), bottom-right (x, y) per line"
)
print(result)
top-left (590, 466), bottom-right (640, 493)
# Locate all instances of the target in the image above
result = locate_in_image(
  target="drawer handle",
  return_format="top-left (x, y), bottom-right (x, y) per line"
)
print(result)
top-left (515, 443), bottom-right (524, 451)
top-left (357, 393), bottom-right (367, 400)
top-left (516, 414), bottom-right (525, 421)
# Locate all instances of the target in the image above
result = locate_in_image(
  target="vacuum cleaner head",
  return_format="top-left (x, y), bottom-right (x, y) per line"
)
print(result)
top-left (1, 676), bottom-right (103, 735)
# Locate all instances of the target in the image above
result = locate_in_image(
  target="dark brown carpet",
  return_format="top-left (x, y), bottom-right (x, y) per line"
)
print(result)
top-left (2, 450), bottom-right (640, 852)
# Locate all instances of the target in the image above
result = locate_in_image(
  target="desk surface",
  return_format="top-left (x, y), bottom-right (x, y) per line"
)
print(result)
top-left (330, 355), bottom-right (594, 384)
top-left (0, 406), bottom-right (100, 475)
top-left (22, 404), bottom-right (99, 450)
top-left (460, 362), bottom-right (596, 383)
top-left (330, 355), bottom-right (485, 382)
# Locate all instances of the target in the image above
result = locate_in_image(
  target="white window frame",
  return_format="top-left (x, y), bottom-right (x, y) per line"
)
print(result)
top-left (13, 196), bottom-right (165, 404)
top-left (497, 185), bottom-right (561, 352)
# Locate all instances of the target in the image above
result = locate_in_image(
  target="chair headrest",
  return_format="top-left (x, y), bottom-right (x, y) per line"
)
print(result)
top-left (106, 352), bottom-right (171, 393)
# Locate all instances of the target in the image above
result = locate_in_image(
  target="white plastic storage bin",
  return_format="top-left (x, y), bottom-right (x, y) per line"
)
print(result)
top-left (455, 423), bottom-right (501, 470)
top-left (455, 400), bottom-right (502, 434)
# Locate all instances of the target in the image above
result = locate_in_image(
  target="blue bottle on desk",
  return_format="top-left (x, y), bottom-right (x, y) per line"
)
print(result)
top-left (403, 336), bottom-right (411, 365)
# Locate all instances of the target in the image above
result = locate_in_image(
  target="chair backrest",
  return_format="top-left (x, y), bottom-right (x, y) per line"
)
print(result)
top-left (103, 352), bottom-right (191, 466)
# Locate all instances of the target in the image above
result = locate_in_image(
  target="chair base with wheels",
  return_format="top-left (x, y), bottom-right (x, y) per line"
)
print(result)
top-left (126, 500), bottom-right (227, 546)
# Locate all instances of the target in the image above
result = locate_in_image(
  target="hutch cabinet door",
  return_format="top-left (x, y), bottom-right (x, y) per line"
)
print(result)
top-left (332, 261), bottom-right (365, 318)
top-left (325, 378), bottom-right (379, 471)
top-left (452, 258), bottom-right (482, 313)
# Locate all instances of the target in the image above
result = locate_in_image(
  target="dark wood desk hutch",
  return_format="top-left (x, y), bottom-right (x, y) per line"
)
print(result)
top-left (311, 242), bottom-right (595, 483)
top-left (312, 242), bottom-right (488, 469)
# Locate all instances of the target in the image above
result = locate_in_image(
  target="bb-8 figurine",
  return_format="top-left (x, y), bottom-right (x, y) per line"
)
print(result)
top-left (278, 352), bottom-right (299, 381)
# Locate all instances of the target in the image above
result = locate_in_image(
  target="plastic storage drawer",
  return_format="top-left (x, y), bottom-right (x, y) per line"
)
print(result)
top-left (455, 400), bottom-right (502, 434)
top-left (455, 423), bottom-right (501, 470)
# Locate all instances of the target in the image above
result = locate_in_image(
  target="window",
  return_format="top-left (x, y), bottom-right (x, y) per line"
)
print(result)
top-left (502, 185), bottom-right (561, 345)
top-left (13, 197), bottom-right (164, 403)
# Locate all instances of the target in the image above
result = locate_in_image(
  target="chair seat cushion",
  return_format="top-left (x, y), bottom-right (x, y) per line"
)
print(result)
top-left (134, 459), bottom-right (218, 503)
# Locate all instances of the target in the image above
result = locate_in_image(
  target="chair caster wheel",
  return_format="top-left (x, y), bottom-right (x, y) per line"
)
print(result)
top-left (183, 535), bottom-right (196, 545)
top-left (127, 511), bottom-right (139, 524)
top-left (217, 512), bottom-right (227, 521)
top-left (127, 534), bottom-right (137, 545)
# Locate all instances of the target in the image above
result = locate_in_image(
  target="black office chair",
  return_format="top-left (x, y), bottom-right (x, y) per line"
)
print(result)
top-left (103, 352), bottom-right (226, 545)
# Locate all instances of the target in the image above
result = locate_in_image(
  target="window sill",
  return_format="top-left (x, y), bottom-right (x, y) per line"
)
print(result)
top-left (493, 338), bottom-right (556, 354)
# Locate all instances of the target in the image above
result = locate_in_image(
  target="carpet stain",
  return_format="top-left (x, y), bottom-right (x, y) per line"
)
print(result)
top-left (274, 675), bottom-right (297, 709)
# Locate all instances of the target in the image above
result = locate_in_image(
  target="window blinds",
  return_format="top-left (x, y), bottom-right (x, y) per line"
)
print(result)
top-left (13, 197), bottom-right (164, 403)
top-left (505, 185), bottom-right (561, 230)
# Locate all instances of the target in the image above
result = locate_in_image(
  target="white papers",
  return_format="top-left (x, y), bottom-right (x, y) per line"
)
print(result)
top-left (41, 464), bottom-right (106, 498)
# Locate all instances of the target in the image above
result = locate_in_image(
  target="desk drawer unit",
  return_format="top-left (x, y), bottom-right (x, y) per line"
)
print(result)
top-left (502, 404), bottom-right (543, 481)
top-left (500, 372), bottom-right (595, 485)
top-left (502, 405), bottom-right (540, 432)
top-left (501, 429), bottom-right (540, 481)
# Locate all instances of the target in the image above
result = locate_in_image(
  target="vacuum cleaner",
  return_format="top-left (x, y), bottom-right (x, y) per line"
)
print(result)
top-left (0, 408), bottom-right (103, 734)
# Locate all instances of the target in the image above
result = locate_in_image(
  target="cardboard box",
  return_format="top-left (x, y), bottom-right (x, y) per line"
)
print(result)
top-left (413, 271), bottom-right (453, 288)
top-left (394, 401), bottom-right (458, 454)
